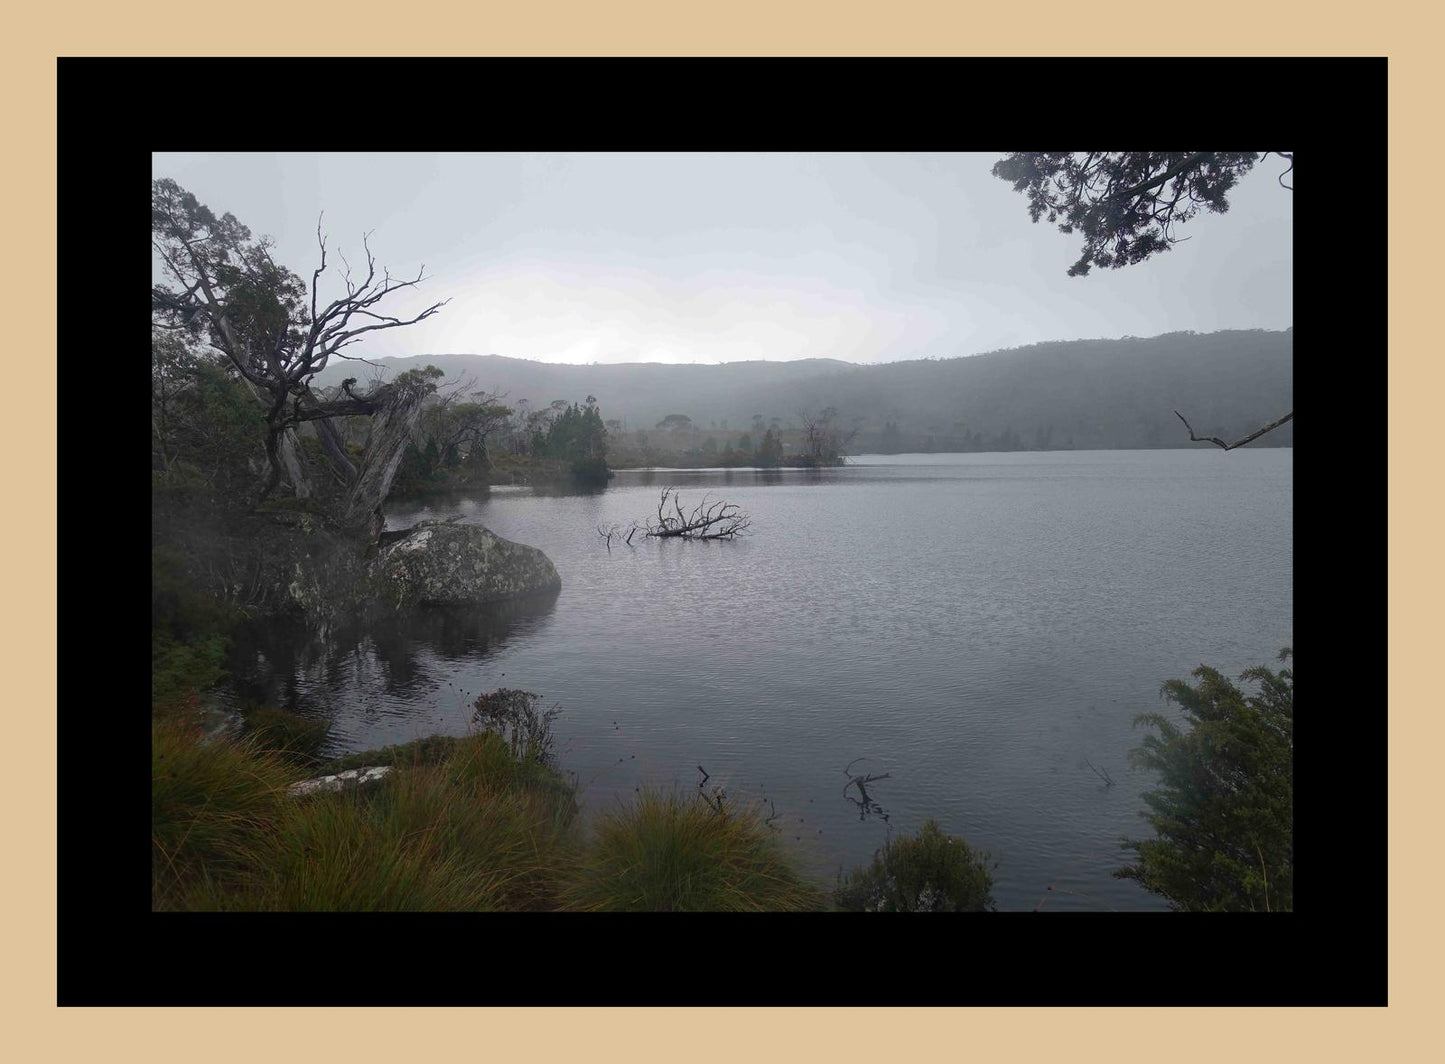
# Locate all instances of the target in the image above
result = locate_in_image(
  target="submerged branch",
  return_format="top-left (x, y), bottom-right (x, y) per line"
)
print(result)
top-left (641, 488), bottom-right (751, 540)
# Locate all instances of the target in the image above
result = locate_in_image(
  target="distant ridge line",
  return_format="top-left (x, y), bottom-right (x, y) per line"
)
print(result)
top-left (312, 329), bottom-right (1293, 451)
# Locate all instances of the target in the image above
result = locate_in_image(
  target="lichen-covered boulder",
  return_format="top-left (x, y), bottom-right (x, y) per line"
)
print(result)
top-left (370, 520), bottom-right (562, 608)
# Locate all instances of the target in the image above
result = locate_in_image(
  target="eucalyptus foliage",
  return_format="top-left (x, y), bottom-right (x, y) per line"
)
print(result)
top-left (992, 152), bottom-right (1265, 276)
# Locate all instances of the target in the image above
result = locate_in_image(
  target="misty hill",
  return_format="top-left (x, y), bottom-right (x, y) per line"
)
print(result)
top-left (314, 329), bottom-right (1293, 452)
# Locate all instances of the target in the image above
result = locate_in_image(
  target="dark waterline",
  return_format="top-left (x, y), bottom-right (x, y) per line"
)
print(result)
top-left (222, 449), bottom-right (1293, 911)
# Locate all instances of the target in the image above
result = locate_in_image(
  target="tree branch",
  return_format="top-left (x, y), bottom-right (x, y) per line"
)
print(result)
top-left (1108, 153), bottom-right (1210, 206)
top-left (1174, 409), bottom-right (1294, 451)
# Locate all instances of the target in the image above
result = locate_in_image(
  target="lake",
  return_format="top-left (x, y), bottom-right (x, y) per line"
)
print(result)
top-left (221, 449), bottom-right (1293, 911)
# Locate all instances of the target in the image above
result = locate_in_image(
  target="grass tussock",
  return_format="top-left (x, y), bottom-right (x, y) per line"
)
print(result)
top-left (154, 704), bottom-right (834, 912)
top-left (240, 704), bottom-right (333, 765)
top-left (314, 735), bottom-right (465, 776)
top-left (560, 787), bottom-right (826, 912)
top-left (155, 725), bottom-right (580, 911)
top-left (152, 716), bottom-right (295, 910)
top-left (238, 739), bottom-right (578, 911)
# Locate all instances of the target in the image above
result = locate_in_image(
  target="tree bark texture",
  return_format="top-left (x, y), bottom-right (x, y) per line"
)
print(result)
top-left (340, 383), bottom-right (428, 534)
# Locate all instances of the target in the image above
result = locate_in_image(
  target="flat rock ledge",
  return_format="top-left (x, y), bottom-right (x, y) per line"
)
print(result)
top-left (370, 520), bottom-right (562, 608)
top-left (287, 765), bottom-right (392, 798)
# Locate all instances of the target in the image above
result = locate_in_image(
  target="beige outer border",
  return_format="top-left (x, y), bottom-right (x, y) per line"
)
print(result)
top-left (5, 4), bottom-right (1432, 1059)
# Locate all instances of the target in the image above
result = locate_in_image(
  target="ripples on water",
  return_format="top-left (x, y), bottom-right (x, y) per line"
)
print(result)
top-left (222, 449), bottom-right (1293, 911)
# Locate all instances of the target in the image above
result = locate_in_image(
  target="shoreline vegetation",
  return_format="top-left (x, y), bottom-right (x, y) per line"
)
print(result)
top-left (154, 603), bottom-right (1291, 912)
top-left (387, 410), bottom-right (855, 497)
top-left (154, 577), bottom-right (1291, 911)
top-left (151, 706), bottom-right (928, 912)
top-left (150, 177), bottom-right (1291, 913)
top-left (154, 567), bottom-right (997, 912)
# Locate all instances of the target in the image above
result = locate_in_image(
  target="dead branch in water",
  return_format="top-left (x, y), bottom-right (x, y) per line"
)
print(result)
top-left (1083, 758), bottom-right (1114, 787)
top-left (597, 521), bottom-right (642, 553)
top-left (642, 488), bottom-right (751, 540)
top-left (762, 798), bottom-right (780, 830)
top-left (842, 757), bottom-right (892, 822)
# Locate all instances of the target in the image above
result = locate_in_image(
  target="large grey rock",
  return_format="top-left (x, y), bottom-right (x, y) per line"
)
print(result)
top-left (370, 520), bottom-right (562, 608)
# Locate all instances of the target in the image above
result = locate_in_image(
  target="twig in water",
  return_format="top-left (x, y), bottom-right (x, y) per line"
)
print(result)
top-left (762, 798), bottom-right (780, 829)
top-left (1083, 758), bottom-right (1114, 787)
top-left (842, 757), bottom-right (892, 821)
top-left (1034, 881), bottom-right (1118, 912)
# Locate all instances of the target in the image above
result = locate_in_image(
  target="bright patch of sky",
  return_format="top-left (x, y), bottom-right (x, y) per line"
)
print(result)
top-left (151, 152), bottom-right (1292, 365)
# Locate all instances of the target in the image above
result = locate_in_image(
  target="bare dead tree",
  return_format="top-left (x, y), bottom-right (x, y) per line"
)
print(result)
top-left (798, 409), bottom-right (823, 461)
top-left (797, 407), bottom-right (857, 465)
top-left (641, 488), bottom-right (751, 540)
top-left (151, 178), bottom-right (448, 533)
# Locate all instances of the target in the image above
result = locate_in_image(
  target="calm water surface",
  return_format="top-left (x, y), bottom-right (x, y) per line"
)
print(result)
top-left (223, 450), bottom-right (1293, 911)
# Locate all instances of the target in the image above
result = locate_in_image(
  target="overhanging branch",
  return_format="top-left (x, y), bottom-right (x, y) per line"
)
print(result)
top-left (1174, 409), bottom-right (1294, 451)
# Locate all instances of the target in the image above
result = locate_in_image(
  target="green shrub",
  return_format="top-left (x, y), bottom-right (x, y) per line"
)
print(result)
top-left (836, 819), bottom-right (996, 911)
top-left (151, 633), bottom-right (228, 713)
top-left (151, 545), bottom-right (240, 713)
top-left (472, 689), bottom-right (561, 767)
top-left (1118, 650), bottom-right (1293, 911)
top-left (562, 787), bottom-right (826, 912)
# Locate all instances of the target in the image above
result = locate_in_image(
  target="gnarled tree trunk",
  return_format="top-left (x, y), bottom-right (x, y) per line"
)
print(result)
top-left (337, 383), bottom-right (429, 538)
top-left (278, 427), bottom-right (312, 498)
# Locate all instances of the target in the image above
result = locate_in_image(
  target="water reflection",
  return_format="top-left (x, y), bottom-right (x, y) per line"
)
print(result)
top-left (625, 467), bottom-right (789, 490)
top-left (223, 592), bottom-right (560, 714)
top-left (524, 481), bottom-right (611, 498)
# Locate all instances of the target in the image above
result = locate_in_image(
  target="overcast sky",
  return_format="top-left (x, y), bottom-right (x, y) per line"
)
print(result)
top-left (151, 152), bottom-right (1292, 365)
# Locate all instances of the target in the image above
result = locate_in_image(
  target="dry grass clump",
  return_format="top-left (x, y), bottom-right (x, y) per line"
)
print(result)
top-left (561, 787), bottom-right (826, 912)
